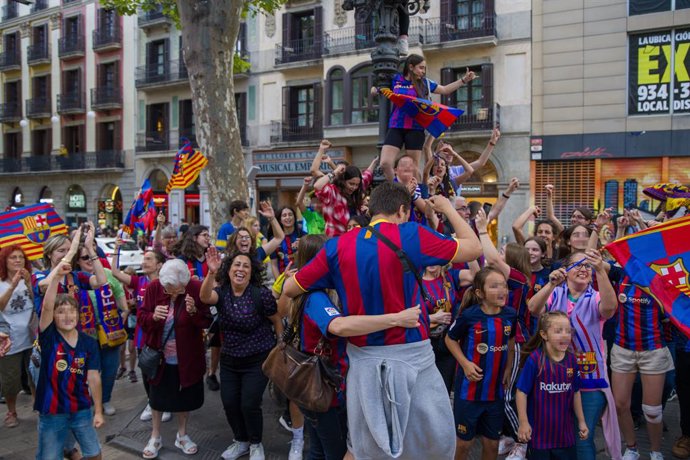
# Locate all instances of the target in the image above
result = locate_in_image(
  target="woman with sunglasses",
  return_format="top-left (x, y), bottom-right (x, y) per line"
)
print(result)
top-left (528, 250), bottom-right (620, 460)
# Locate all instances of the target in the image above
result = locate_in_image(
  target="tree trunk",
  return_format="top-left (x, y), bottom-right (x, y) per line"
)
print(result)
top-left (177, 0), bottom-right (247, 233)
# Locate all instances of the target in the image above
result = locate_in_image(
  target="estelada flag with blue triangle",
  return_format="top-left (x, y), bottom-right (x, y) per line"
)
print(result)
top-left (0, 203), bottom-right (68, 261)
top-left (604, 214), bottom-right (690, 339)
top-left (123, 179), bottom-right (157, 234)
top-left (166, 138), bottom-right (208, 194)
top-left (380, 87), bottom-right (464, 138)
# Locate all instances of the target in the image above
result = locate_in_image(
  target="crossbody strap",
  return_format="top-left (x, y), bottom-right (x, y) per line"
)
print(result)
top-left (159, 300), bottom-right (177, 350)
top-left (365, 225), bottom-right (432, 305)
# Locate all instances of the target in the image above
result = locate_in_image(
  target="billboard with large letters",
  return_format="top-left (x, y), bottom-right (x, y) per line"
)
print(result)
top-left (629, 29), bottom-right (690, 115)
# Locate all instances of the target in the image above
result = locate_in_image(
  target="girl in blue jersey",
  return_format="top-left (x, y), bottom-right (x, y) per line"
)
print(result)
top-left (173, 225), bottom-right (211, 280)
top-left (516, 311), bottom-right (588, 460)
top-left (445, 266), bottom-right (517, 460)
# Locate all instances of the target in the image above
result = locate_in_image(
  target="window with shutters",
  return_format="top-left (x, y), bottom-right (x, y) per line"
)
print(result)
top-left (327, 67), bottom-right (345, 126)
top-left (235, 93), bottom-right (248, 146)
top-left (141, 103), bottom-right (169, 151)
top-left (63, 69), bottom-right (81, 96)
top-left (438, 0), bottom-right (495, 41)
top-left (179, 99), bottom-right (195, 147)
top-left (440, 64), bottom-right (495, 131)
top-left (350, 64), bottom-right (378, 124)
top-left (534, 160), bottom-right (596, 226)
top-left (278, 7), bottom-right (323, 64)
top-left (147, 39), bottom-right (169, 81)
top-left (281, 82), bottom-right (323, 141)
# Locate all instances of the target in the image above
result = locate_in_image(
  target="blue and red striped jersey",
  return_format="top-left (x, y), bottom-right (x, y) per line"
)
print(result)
top-left (271, 229), bottom-right (307, 274)
top-left (516, 349), bottom-right (580, 449)
top-left (447, 304), bottom-right (517, 401)
top-left (294, 220), bottom-right (460, 347)
top-left (299, 290), bottom-right (348, 407)
top-left (420, 268), bottom-right (463, 321)
top-left (34, 324), bottom-right (100, 415)
top-left (178, 256), bottom-right (209, 281)
top-left (388, 73), bottom-right (438, 130)
top-left (506, 268), bottom-right (529, 343)
top-left (615, 275), bottom-right (665, 351)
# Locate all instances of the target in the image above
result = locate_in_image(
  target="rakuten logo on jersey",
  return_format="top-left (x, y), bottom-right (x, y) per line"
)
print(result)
top-left (539, 382), bottom-right (572, 393)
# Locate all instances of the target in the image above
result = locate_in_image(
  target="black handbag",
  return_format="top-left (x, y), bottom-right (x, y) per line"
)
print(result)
top-left (138, 306), bottom-right (176, 380)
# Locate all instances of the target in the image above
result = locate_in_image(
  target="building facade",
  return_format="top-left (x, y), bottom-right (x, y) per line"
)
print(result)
top-left (532, 0), bottom-right (690, 226)
top-left (0, 0), bottom-right (137, 228)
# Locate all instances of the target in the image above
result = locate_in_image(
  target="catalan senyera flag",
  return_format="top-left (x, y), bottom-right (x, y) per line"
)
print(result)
top-left (123, 179), bottom-right (157, 234)
top-left (380, 87), bottom-right (464, 138)
top-left (604, 214), bottom-right (690, 338)
top-left (165, 139), bottom-right (208, 194)
top-left (0, 203), bottom-right (68, 261)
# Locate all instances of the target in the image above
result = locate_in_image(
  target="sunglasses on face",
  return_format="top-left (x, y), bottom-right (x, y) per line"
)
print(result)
top-left (79, 255), bottom-right (91, 261)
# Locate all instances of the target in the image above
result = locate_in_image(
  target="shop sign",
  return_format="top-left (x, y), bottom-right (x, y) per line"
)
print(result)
top-left (253, 149), bottom-right (346, 176)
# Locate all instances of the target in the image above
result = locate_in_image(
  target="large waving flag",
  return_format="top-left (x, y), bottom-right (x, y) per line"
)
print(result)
top-left (124, 179), bottom-right (157, 234)
top-left (0, 203), bottom-right (68, 261)
top-left (165, 139), bottom-right (208, 194)
top-left (380, 87), bottom-right (464, 137)
top-left (605, 215), bottom-right (690, 338)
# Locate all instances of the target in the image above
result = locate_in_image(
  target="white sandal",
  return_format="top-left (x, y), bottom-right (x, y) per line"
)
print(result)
top-left (175, 433), bottom-right (198, 455)
top-left (142, 436), bottom-right (162, 459)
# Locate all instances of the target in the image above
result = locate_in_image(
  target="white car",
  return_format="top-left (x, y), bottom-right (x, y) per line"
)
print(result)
top-left (95, 237), bottom-right (144, 273)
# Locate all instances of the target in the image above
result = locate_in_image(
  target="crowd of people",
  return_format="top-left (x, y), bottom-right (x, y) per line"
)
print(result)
top-left (0, 52), bottom-right (687, 460)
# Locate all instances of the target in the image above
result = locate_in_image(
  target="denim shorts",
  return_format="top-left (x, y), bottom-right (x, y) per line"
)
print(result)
top-left (36, 409), bottom-right (101, 460)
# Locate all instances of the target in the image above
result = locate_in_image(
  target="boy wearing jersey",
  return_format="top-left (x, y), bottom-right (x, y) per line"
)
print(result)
top-left (35, 262), bottom-right (103, 460)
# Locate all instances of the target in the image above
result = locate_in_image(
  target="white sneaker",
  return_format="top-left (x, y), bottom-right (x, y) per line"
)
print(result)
top-left (250, 443), bottom-right (265, 460)
top-left (288, 438), bottom-right (304, 460)
top-left (650, 452), bottom-right (664, 460)
top-left (103, 402), bottom-right (116, 416)
top-left (139, 404), bottom-right (152, 421)
top-left (221, 441), bottom-right (250, 460)
top-left (498, 436), bottom-right (516, 455)
top-left (505, 442), bottom-right (528, 460)
top-left (162, 411), bottom-right (172, 422)
top-left (622, 448), bottom-right (641, 460)
top-left (398, 37), bottom-right (409, 56)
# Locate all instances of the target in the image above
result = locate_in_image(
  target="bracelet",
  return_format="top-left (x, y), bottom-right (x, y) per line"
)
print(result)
top-left (489, 142), bottom-right (496, 146)
top-left (479, 232), bottom-right (489, 236)
top-left (502, 193), bottom-right (510, 199)
top-left (60, 258), bottom-right (71, 264)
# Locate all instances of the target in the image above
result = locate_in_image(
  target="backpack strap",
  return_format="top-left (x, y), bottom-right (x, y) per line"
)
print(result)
top-left (250, 284), bottom-right (264, 318)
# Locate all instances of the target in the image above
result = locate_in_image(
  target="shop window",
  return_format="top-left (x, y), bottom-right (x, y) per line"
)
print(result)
top-left (534, 160), bottom-right (596, 227)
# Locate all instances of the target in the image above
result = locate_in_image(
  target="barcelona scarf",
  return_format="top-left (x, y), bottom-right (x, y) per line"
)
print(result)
top-left (166, 139), bottom-right (208, 193)
top-left (0, 203), bottom-right (68, 261)
top-left (604, 215), bottom-right (690, 338)
top-left (123, 179), bottom-right (157, 234)
top-left (380, 88), bottom-right (464, 137)
top-left (78, 289), bottom-right (99, 338)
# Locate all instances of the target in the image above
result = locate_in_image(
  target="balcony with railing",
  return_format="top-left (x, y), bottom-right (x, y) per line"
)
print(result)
top-left (136, 131), bottom-right (170, 152)
top-left (27, 43), bottom-right (50, 65)
top-left (448, 102), bottom-right (500, 133)
top-left (57, 92), bottom-right (85, 114)
top-left (91, 87), bottom-right (122, 110)
top-left (138, 8), bottom-right (171, 29)
top-left (93, 25), bottom-right (122, 51)
top-left (421, 13), bottom-right (497, 46)
top-left (26, 97), bottom-right (51, 118)
top-left (0, 151), bottom-right (125, 174)
top-left (270, 118), bottom-right (323, 143)
top-left (0, 51), bottom-right (20, 71)
top-left (31, 0), bottom-right (48, 13)
top-left (2, 3), bottom-right (17, 21)
top-left (135, 60), bottom-right (188, 89)
top-left (58, 35), bottom-right (85, 58)
top-left (324, 19), bottom-right (422, 56)
top-left (0, 102), bottom-right (20, 123)
top-left (275, 37), bottom-right (323, 65)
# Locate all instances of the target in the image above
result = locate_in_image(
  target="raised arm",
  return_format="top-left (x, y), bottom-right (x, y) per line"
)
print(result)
top-left (487, 177), bottom-right (519, 223)
top-left (38, 230), bottom-right (81, 293)
top-left (433, 67), bottom-right (477, 96)
top-left (314, 163), bottom-right (345, 192)
top-left (39, 261), bottom-right (72, 331)
top-left (429, 195), bottom-right (482, 263)
top-left (544, 185), bottom-right (565, 234)
top-left (475, 209), bottom-right (511, 278)
top-left (295, 177), bottom-right (311, 214)
top-left (527, 267), bottom-right (565, 315)
top-left (309, 139), bottom-right (332, 178)
top-left (468, 128), bottom-right (500, 171)
top-left (0, 269), bottom-right (29, 312)
top-left (109, 237), bottom-right (132, 287)
top-left (446, 146), bottom-right (475, 187)
top-left (199, 247), bottom-right (220, 305)
top-left (153, 212), bottom-right (165, 249)
top-left (587, 249), bottom-right (617, 320)
top-left (259, 201), bottom-right (285, 257)
top-left (83, 222), bottom-right (107, 289)
top-left (512, 205), bottom-right (540, 246)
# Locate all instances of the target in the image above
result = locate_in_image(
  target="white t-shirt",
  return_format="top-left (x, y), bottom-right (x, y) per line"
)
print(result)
top-left (0, 279), bottom-right (34, 354)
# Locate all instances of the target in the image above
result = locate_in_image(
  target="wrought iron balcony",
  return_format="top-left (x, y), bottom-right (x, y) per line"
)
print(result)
top-left (421, 14), bottom-right (496, 44)
top-left (26, 97), bottom-right (51, 118)
top-left (324, 20), bottom-right (422, 56)
top-left (138, 8), bottom-right (171, 28)
top-left (2, 3), bottom-right (17, 21)
top-left (0, 51), bottom-right (20, 71)
top-left (275, 37), bottom-right (323, 65)
top-left (58, 35), bottom-right (85, 58)
top-left (270, 118), bottom-right (323, 143)
top-left (91, 87), bottom-right (122, 110)
top-left (93, 26), bottom-right (122, 51)
top-left (27, 43), bottom-right (50, 65)
top-left (57, 92), bottom-right (85, 114)
top-left (0, 151), bottom-right (125, 174)
top-left (135, 60), bottom-right (188, 88)
top-left (31, 0), bottom-right (48, 13)
top-left (0, 102), bottom-right (21, 123)
top-left (136, 131), bottom-right (170, 152)
top-left (448, 102), bottom-right (500, 132)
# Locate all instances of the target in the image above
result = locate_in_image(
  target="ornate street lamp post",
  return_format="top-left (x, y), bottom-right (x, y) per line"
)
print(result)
top-left (342, 0), bottom-right (430, 152)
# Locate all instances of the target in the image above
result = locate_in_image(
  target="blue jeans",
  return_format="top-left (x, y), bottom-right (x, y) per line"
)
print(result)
top-left (576, 390), bottom-right (606, 460)
top-left (301, 405), bottom-right (348, 460)
top-left (99, 345), bottom-right (121, 404)
top-left (36, 409), bottom-right (101, 460)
